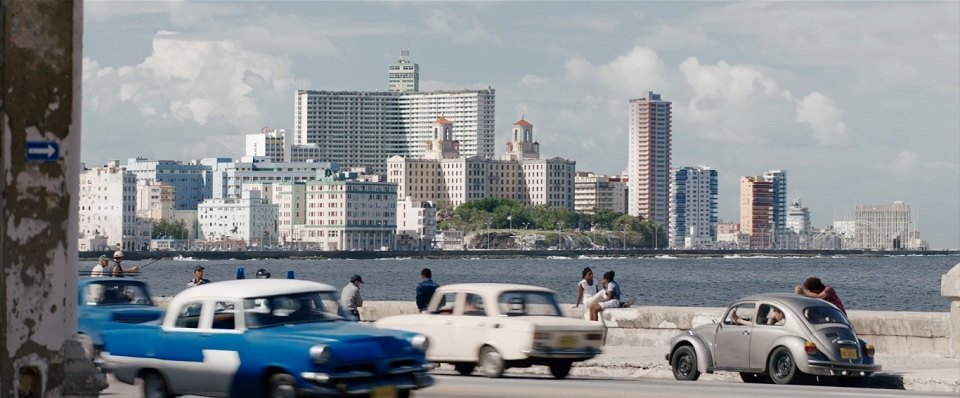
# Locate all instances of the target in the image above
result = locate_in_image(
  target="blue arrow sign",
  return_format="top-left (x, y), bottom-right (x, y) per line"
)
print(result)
top-left (25, 141), bottom-right (60, 162)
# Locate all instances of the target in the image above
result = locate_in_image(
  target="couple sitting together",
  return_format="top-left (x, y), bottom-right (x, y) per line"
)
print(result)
top-left (574, 268), bottom-right (632, 322)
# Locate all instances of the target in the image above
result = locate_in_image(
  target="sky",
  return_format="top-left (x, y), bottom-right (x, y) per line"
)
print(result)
top-left (82, 1), bottom-right (960, 249)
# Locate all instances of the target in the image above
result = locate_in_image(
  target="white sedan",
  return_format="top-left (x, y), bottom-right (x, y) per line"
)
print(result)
top-left (376, 283), bottom-right (603, 379)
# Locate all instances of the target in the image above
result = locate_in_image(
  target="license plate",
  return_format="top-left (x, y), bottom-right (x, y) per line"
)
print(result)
top-left (558, 335), bottom-right (578, 348)
top-left (839, 347), bottom-right (858, 360)
top-left (371, 386), bottom-right (398, 398)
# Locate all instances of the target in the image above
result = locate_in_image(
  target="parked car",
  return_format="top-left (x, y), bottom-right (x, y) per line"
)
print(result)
top-left (667, 293), bottom-right (880, 385)
top-left (77, 278), bottom-right (164, 358)
top-left (375, 283), bottom-right (603, 379)
top-left (100, 279), bottom-right (433, 398)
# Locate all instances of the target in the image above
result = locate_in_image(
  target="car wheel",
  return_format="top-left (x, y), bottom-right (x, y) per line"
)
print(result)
top-left (397, 390), bottom-right (412, 398)
top-left (768, 347), bottom-right (800, 385)
top-left (479, 346), bottom-right (505, 378)
top-left (739, 372), bottom-right (771, 383)
top-left (670, 345), bottom-right (701, 381)
top-left (142, 371), bottom-right (173, 398)
top-left (454, 363), bottom-right (476, 376)
top-left (836, 376), bottom-right (866, 387)
top-left (549, 361), bottom-right (572, 379)
top-left (267, 373), bottom-right (297, 398)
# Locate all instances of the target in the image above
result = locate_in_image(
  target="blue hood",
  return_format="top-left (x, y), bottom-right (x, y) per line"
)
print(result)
top-left (248, 322), bottom-right (419, 362)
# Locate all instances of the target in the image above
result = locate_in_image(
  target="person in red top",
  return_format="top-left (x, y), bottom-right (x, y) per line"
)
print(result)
top-left (795, 277), bottom-right (846, 315)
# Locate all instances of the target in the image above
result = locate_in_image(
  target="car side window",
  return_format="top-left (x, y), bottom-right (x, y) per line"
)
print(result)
top-left (211, 301), bottom-right (237, 330)
top-left (434, 292), bottom-right (458, 315)
top-left (757, 304), bottom-right (786, 326)
top-left (723, 303), bottom-right (756, 326)
top-left (175, 302), bottom-right (204, 329)
top-left (463, 293), bottom-right (486, 316)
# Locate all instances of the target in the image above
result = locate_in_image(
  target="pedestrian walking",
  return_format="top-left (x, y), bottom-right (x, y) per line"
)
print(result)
top-left (416, 268), bottom-right (439, 312)
top-left (795, 277), bottom-right (846, 315)
top-left (188, 266), bottom-right (211, 287)
top-left (341, 274), bottom-right (364, 320)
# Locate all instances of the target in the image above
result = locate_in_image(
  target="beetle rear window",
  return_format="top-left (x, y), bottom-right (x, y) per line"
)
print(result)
top-left (803, 306), bottom-right (850, 325)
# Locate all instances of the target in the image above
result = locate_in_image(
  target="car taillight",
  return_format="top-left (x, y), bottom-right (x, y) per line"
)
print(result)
top-left (586, 333), bottom-right (603, 341)
top-left (864, 344), bottom-right (875, 357)
top-left (534, 332), bottom-right (551, 341)
top-left (804, 341), bottom-right (817, 355)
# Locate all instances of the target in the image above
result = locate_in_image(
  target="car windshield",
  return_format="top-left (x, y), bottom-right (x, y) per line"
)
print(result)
top-left (243, 291), bottom-right (343, 328)
top-left (497, 291), bottom-right (562, 317)
top-left (804, 306), bottom-right (850, 325)
top-left (84, 282), bottom-right (153, 306)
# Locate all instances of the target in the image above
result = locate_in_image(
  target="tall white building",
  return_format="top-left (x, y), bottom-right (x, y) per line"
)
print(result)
top-left (627, 92), bottom-right (671, 228)
top-left (669, 166), bottom-right (718, 248)
top-left (245, 127), bottom-right (320, 163)
top-left (388, 118), bottom-right (576, 210)
top-left (786, 199), bottom-right (811, 233)
top-left (135, 180), bottom-right (175, 221)
top-left (124, 158), bottom-right (212, 210)
top-left (574, 172), bottom-right (628, 214)
top-left (197, 190), bottom-right (278, 246)
top-left (388, 50), bottom-right (419, 93)
top-left (79, 161), bottom-right (152, 251)
top-left (853, 201), bottom-right (924, 250)
top-left (396, 198), bottom-right (437, 250)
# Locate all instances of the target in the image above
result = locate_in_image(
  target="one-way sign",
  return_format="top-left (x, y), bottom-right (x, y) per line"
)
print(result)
top-left (25, 141), bottom-right (60, 162)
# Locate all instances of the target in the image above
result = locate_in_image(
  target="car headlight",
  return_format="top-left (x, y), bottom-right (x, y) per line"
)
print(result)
top-left (409, 334), bottom-right (429, 352)
top-left (309, 344), bottom-right (331, 364)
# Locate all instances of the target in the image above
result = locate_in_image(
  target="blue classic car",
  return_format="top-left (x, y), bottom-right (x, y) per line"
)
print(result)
top-left (77, 278), bottom-right (164, 357)
top-left (100, 279), bottom-right (434, 398)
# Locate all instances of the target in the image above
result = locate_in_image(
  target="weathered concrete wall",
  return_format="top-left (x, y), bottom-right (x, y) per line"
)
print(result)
top-left (941, 263), bottom-right (960, 357)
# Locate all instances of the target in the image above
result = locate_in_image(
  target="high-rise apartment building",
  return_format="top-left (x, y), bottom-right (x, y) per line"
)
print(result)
top-left (853, 201), bottom-right (919, 250)
top-left (739, 176), bottom-right (773, 249)
top-left (388, 118), bottom-right (575, 209)
top-left (669, 166), bottom-right (718, 248)
top-left (245, 127), bottom-right (322, 163)
top-left (627, 92), bottom-right (671, 228)
top-left (79, 161), bottom-right (152, 251)
top-left (786, 199), bottom-right (811, 234)
top-left (763, 169), bottom-right (788, 245)
top-left (574, 172), bottom-right (628, 214)
top-left (388, 50), bottom-right (419, 93)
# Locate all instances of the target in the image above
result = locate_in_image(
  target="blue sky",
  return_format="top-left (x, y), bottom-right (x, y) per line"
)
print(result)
top-left (82, 1), bottom-right (960, 249)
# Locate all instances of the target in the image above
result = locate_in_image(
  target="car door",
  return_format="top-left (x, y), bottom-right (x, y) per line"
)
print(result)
top-left (749, 303), bottom-right (791, 370)
top-left (158, 300), bottom-right (210, 394)
top-left (422, 291), bottom-right (463, 362)
top-left (455, 293), bottom-right (490, 361)
top-left (713, 302), bottom-right (755, 370)
top-left (191, 300), bottom-right (244, 397)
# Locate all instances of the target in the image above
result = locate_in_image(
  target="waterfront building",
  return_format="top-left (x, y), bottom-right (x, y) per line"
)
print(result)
top-left (387, 118), bottom-right (576, 210)
top-left (245, 127), bottom-right (321, 163)
top-left (786, 199), bottom-right (811, 233)
top-left (208, 157), bottom-right (338, 199)
top-left (763, 170), bottom-right (788, 246)
top-left (273, 176), bottom-right (398, 251)
top-left (669, 166), bottom-right (718, 249)
top-left (574, 172), bottom-right (628, 214)
top-left (853, 201), bottom-right (926, 250)
top-left (197, 190), bottom-right (278, 246)
top-left (388, 50), bottom-right (419, 93)
top-left (135, 180), bottom-right (176, 221)
top-left (79, 161), bottom-right (152, 251)
top-left (627, 92), bottom-right (671, 229)
top-left (715, 222), bottom-right (748, 249)
top-left (739, 176), bottom-right (773, 249)
top-left (396, 198), bottom-right (437, 251)
top-left (124, 157), bottom-right (213, 210)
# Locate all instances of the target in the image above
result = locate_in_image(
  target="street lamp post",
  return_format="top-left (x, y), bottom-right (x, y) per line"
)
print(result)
top-left (622, 224), bottom-right (627, 251)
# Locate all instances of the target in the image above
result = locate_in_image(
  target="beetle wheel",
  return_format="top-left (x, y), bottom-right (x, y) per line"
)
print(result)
top-left (670, 345), bottom-right (701, 381)
top-left (768, 347), bottom-right (800, 385)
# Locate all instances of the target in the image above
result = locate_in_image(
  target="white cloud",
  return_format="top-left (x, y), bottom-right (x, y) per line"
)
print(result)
top-left (563, 46), bottom-right (669, 96)
top-left (795, 92), bottom-right (849, 146)
top-left (519, 74), bottom-right (549, 87)
top-left (423, 9), bottom-right (501, 44)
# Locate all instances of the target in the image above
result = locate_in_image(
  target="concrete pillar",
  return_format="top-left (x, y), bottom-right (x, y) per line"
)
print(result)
top-left (1, 1), bottom-right (102, 397)
top-left (941, 263), bottom-right (960, 358)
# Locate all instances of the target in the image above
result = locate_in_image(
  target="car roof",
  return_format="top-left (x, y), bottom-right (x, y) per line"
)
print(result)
top-left (174, 279), bottom-right (336, 301)
top-left (735, 293), bottom-right (836, 310)
top-left (437, 283), bottom-right (555, 295)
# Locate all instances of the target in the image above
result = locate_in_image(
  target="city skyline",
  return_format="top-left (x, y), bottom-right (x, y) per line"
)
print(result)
top-left (82, 1), bottom-right (959, 248)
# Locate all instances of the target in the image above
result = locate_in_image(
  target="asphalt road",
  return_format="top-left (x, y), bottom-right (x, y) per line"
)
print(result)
top-left (103, 372), bottom-right (954, 398)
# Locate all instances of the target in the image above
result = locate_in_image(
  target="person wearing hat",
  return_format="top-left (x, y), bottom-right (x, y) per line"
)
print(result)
top-left (110, 251), bottom-right (140, 277)
top-left (90, 255), bottom-right (109, 277)
top-left (340, 274), bottom-right (364, 320)
top-left (255, 268), bottom-right (271, 279)
top-left (188, 266), bottom-right (211, 287)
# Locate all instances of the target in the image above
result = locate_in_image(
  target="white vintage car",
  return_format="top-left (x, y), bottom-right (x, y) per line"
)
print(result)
top-left (375, 283), bottom-right (603, 379)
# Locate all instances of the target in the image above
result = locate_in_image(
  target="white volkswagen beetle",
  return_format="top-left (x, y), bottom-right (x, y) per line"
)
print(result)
top-left (376, 283), bottom-right (603, 379)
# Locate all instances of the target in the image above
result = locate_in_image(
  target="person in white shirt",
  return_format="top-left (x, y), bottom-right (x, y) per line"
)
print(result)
top-left (340, 274), bottom-right (364, 320)
top-left (90, 255), bottom-right (108, 277)
top-left (573, 267), bottom-right (601, 308)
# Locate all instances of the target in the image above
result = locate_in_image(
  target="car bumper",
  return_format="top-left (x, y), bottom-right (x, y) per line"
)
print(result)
top-left (523, 347), bottom-right (601, 360)
top-left (299, 367), bottom-right (434, 397)
top-left (804, 360), bottom-right (881, 376)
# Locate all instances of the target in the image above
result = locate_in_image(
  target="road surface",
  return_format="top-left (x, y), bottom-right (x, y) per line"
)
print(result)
top-left (102, 372), bottom-right (954, 398)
